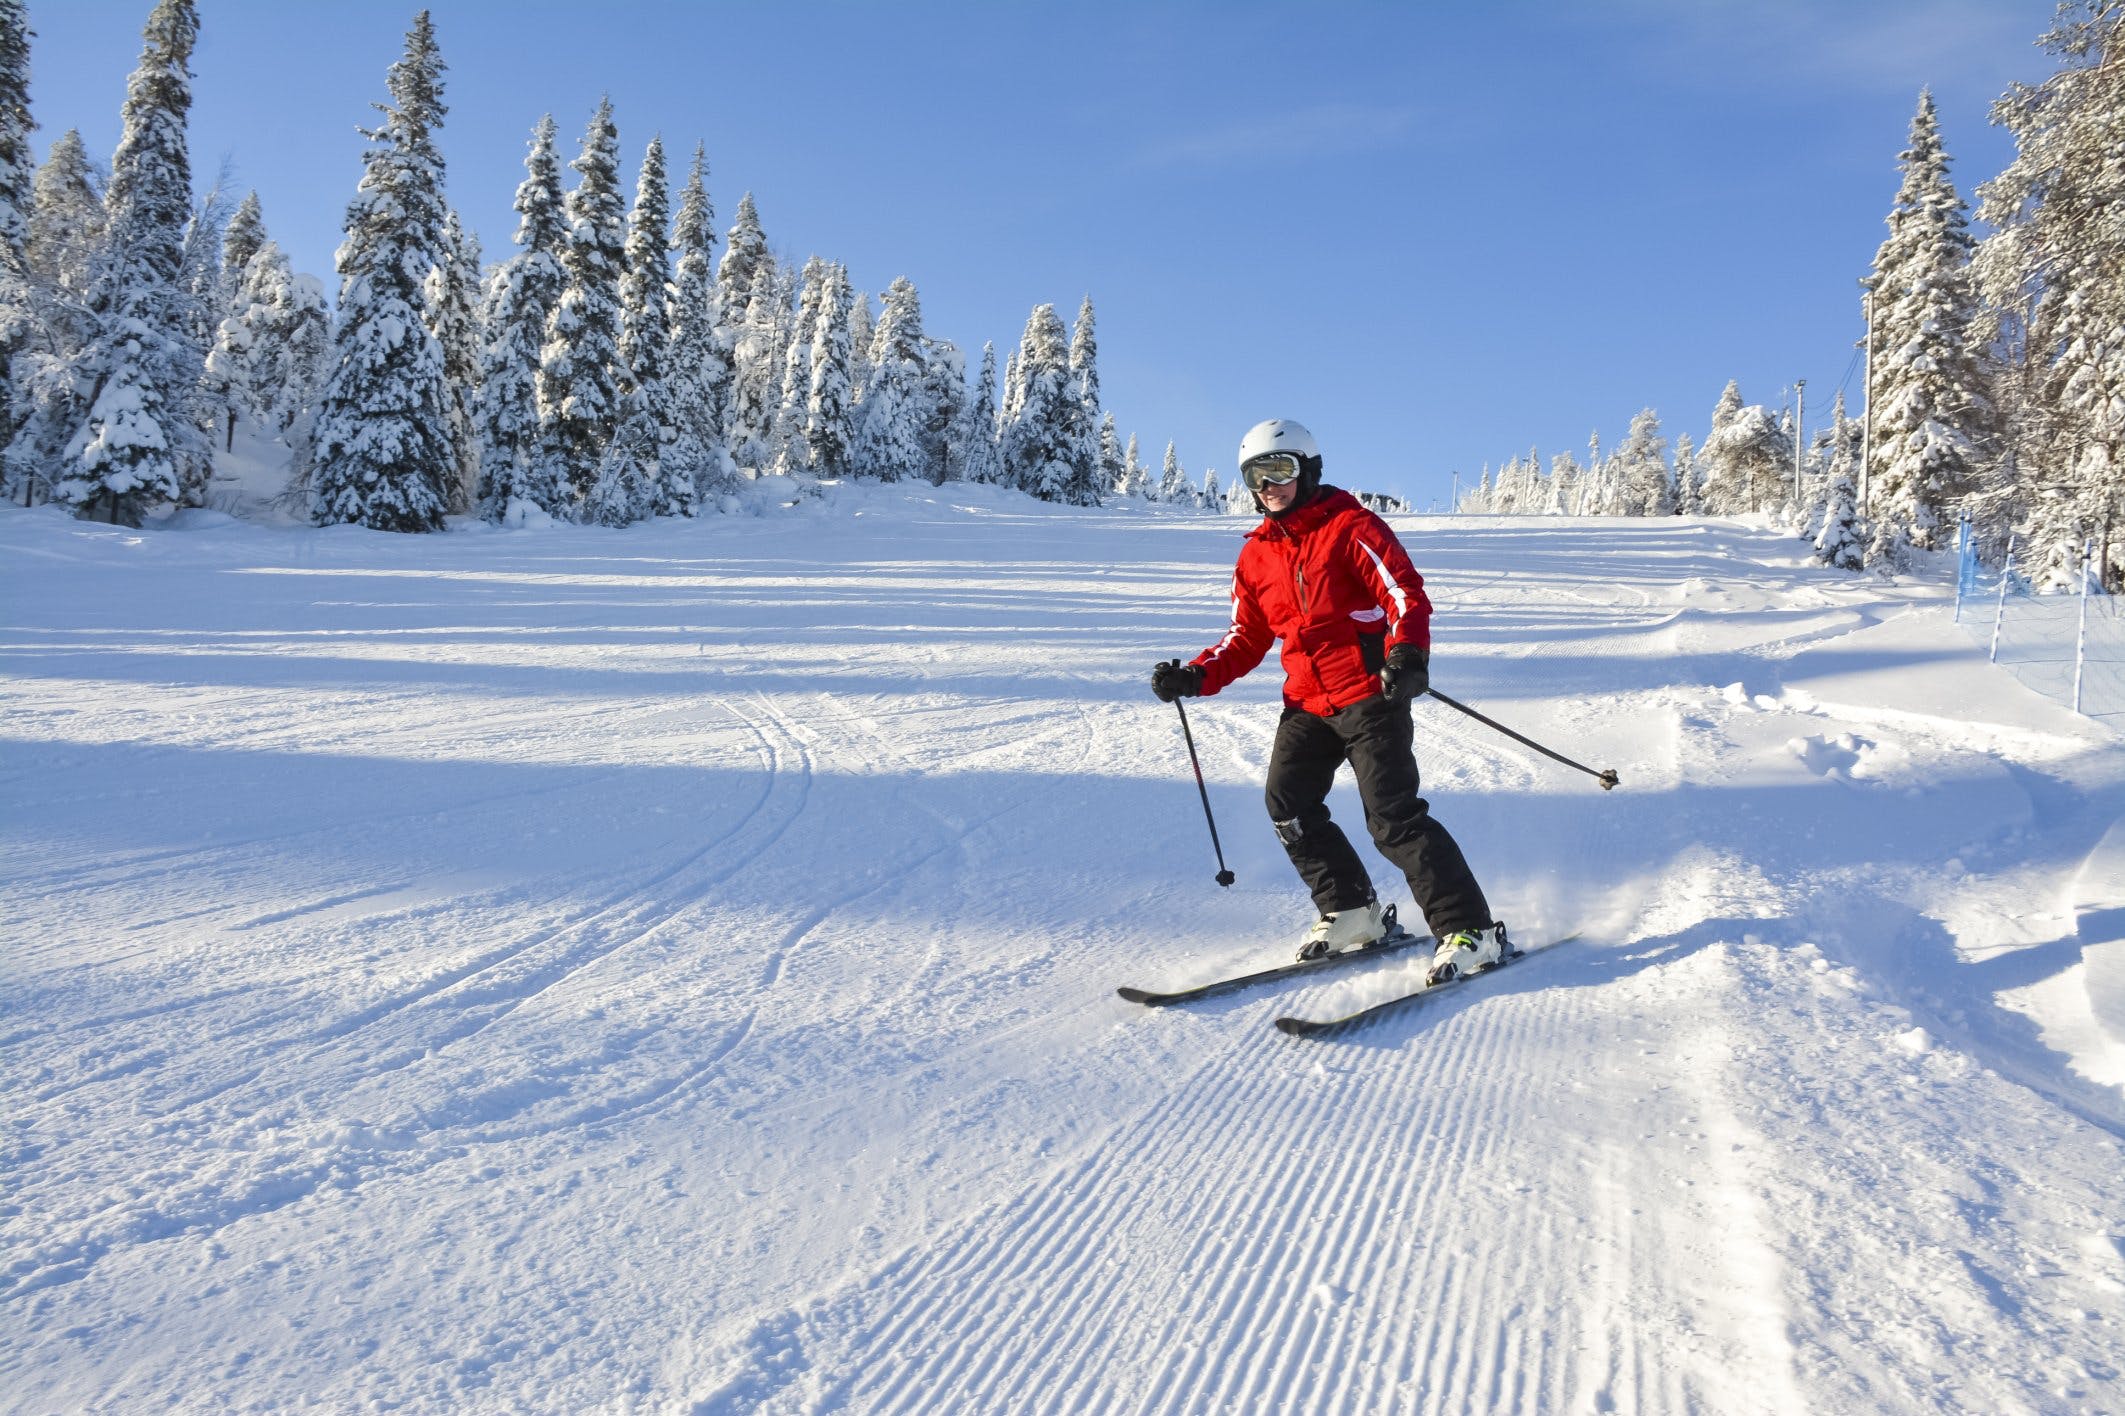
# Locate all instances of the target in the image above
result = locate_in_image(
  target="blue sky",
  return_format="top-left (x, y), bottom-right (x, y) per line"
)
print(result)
top-left (30, 0), bottom-right (2058, 508)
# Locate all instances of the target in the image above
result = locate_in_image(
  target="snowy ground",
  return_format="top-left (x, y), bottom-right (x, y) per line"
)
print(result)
top-left (4, 488), bottom-right (2122, 1414)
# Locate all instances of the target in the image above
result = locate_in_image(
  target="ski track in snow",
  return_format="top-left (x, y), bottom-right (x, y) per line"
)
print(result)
top-left (4, 494), bottom-right (2124, 1414)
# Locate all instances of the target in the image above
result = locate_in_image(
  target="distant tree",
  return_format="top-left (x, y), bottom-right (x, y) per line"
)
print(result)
top-left (57, 0), bottom-right (207, 526)
top-left (948, 339), bottom-right (1000, 484)
top-left (1814, 457), bottom-right (1865, 569)
top-left (1198, 465), bottom-right (1222, 512)
top-left (802, 260), bottom-right (855, 479)
top-left (715, 190), bottom-right (766, 325)
top-left (239, 241), bottom-right (328, 449)
top-left (1158, 439), bottom-right (1187, 503)
top-left (1096, 411), bottom-right (1123, 497)
top-left (424, 207), bottom-right (481, 511)
top-left (476, 114), bottom-right (568, 522)
top-left (617, 134), bottom-right (694, 518)
top-left (1120, 431), bottom-right (1148, 499)
top-left (852, 274), bottom-right (927, 481)
top-left (1002, 301), bottom-right (1090, 502)
top-left (846, 288), bottom-right (873, 403)
top-left (1545, 449), bottom-right (1582, 515)
top-left (0, 0), bottom-right (33, 445)
top-left (537, 97), bottom-right (626, 505)
top-left (1068, 293), bottom-right (1099, 426)
top-left (1697, 380), bottom-right (1790, 515)
top-left (27, 129), bottom-right (101, 295)
top-left (1671, 431), bottom-right (1699, 515)
top-left (1613, 408), bottom-right (1673, 516)
top-left (217, 190), bottom-right (264, 309)
top-left (311, 11), bottom-right (453, 531)
top-left (664, 142), bottom-right (735, 506)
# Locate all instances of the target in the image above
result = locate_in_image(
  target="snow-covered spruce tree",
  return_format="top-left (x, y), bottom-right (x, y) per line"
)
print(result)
top-left (800, 260), bottom-right (854, 479)
top-left (1096, 411), bottom-right (1123, 497)
top-left (664, 141), bottom-right (735, 507)
top-left (0, 0), bottom-right (34, 437)
top-left (475, 114), bottom-right (568, 522)
top-left (1670, 431), bottom-right (1699, 515)
top-left (1068, 293), bottom-right (1099, 426)
top-left (1120, 431), bottom-right (1149, 498)
top-left (6, 130), bottom-right (101, 504)
top-left (726, 253), bottom-right (782, 474)
top-left (1805, 389), bottom-right (1863, 543)
top-left (1000, 345), bottom-right (1024, 428)
top-left (1198, 466), bottom-right (1222, 512)
top-left (852, 274), bottom-right (927, 481)
top-left (58, 0), bottom-right (208, 526)
top-left (241, 241), bottom-right (328, 443)
top-left (218, 190), bottom-right (263, 308)
top-left (918, 337), bottom-right (963, 484)
top-left (1546, 450), bottom-right (1582, 515)
top-left (1158, 439), bottom-right (1187, 503)
top-left (1614, 408), bottom-right (1673, 516)
top-left (28, 130), bottom-right (101, 295)
top-left (947, 339), bottom-right (1000, 484)
top-left (1697, 381), bottom-right (1791, 515)
top-left (615, 134), bottom-right (694, 518)
top-left (773, 254), bottom-right (827, 473)
top-left (1001, 302), bottom-right (1084, 503)
top-left (311, 10), bottom-right (454, 532)
top-left (581, 381), bottom-right (656, 525)
top-left (845, 288), bottom-right (872, 403)
top-left (1864, 90), bottom-right (1991, 565)
top-left (1814, 452), bottom-right (1865, 569)
top-left (425, 208), bottom-right (481, 512)
top-left (1976, 2), bottom-right (2125, 588)
top-left (716, 190), bottom-right (765, 329)
top-left (537, 97), bottom-right (626, 506)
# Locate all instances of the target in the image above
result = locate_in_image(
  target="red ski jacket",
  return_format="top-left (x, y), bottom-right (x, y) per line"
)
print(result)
top-left (1191, 486), bottom-right (1432, 716)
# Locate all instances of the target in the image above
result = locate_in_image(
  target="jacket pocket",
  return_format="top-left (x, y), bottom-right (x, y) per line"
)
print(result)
top-left (1357, 629), bottom-right (1386, 675)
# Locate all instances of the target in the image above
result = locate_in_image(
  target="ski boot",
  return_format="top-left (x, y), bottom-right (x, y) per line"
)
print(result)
top-left (1296, 900), bottom-right (1392, 961)
top-left (1426, 921), bottom-right (1511, 986)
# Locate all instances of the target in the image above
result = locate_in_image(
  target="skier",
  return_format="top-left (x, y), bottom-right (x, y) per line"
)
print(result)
top-left (1150, 419), bottom-right (1505, 983)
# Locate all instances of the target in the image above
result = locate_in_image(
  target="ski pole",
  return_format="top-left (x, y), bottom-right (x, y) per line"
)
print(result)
top-left (1424, 688), bottom-right (1621, 791)
top-left (1173, 698), bottom-right (1237, 886)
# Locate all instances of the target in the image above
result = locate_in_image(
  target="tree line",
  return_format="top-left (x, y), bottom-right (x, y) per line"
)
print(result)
top-left (0, 3), bottom-right (1238, 531)
top-left (1458, 3), bottom-right (2122, 591)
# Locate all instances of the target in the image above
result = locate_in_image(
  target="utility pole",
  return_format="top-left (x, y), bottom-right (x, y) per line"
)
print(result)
top-left (1793, 378), bottom-right (1806, 507)
top-left (1859, 281), bottom-right (1876, 515)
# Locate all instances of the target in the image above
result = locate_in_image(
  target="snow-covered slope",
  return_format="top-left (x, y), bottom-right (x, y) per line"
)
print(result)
top-left (4, 490), bottom-right (2121, 1414)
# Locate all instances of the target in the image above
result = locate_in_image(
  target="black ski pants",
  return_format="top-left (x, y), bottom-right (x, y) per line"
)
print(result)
top-left (1264, 693), bottom-right (1492, 938)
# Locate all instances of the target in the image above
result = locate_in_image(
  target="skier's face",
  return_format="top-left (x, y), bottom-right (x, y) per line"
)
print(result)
top-left (1259, 478), bottom-right (1300, 513)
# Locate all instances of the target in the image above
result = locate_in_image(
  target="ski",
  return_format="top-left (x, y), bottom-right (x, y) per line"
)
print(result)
top-left (1273, 934), bottom-right (1579, 1036)
top-left (1117, 915), bottom-right (1429, 1008)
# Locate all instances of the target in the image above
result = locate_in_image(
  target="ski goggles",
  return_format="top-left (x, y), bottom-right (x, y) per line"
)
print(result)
top-left (1241, 452), bottom-right (1303, 492)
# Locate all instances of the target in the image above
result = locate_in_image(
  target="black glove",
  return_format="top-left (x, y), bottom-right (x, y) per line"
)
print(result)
top-left (1379, 645), bottom-right (1428, 706)
top-left (1151, 658), bottom-right (1204, 703)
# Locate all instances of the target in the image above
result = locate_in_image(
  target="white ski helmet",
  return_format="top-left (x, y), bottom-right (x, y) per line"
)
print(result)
top-left (1236, 419), bottom-right (1319, 469)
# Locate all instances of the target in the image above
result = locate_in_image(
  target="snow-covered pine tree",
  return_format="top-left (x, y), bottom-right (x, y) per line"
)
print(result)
top-left (57, 0), bottom-right (207, 526)
top-left (1119, 430), bottom-right (1147, 498)
top-left (773, 254), bottom-right (827, 474)
top-left (1097, 412), bottom-right (1123, 497)
top-left (240, 241), bottom-right (328, 444)
top-left (425, 207), bottom-right (481, 512)
top-left (310, 10), bottom-right (454, 532)
top-left (1671, 432), bottom-right (1699, 515)
top-left (1814, 453), bottom-right (1865, 570)
top-left (0, 0), bottom-right (32, 441)
top-left (851, 274), bottom-right (928, 481)
top-left (1864, 90), bottom-right (1990, 566)
top-left (616, 134), bottom-right (693, 517)
top-left (664, 141), bottom-right (735, 507)
top-left (1976, 4), bottom-right (2125, 588)
top-left (716, 190), bottom-right (766, 327)
top-left (581, 382), bottom-right (657, 525)
top-left (1804, 389), bottom-right (1862, 542)
top-left (1614, 408), bottom-right (1673, 516)
top-left (845, 289), bottom-right (872, 404)
top-left (726, 252), bottom-right (781, 475)
top-left (1000, 345), bottom-right (1024, 428)
top-left (1001, 302), bottom-right (1079, 502)
top-left (1068, 294), bottom-right (1099, 426)
top-left (201, 277), bottom-right (252, 452)
top-left (1696, 380), bottom-right (1791, 515)
top-left (1198, 466), bottom-right (1221, 513)
top-left (947, 339), bottom-right (1000, 484)
top-left (536, 97), bottom-right (626, 505)
top-left (801, 260), bottom-right (855, 479)
top-left (1158, 439), bottom-right (1187, 503)
top-left (218, 191), bottom-right (263, 308)
top-left (919, 337), bottom-right (964, 484)
top-left (1545, 450), bottom-right (1582, 515)
top-left (28, 130), bottom-right (101, 296)
top-left (475, 114), bottom-right (567, 522)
